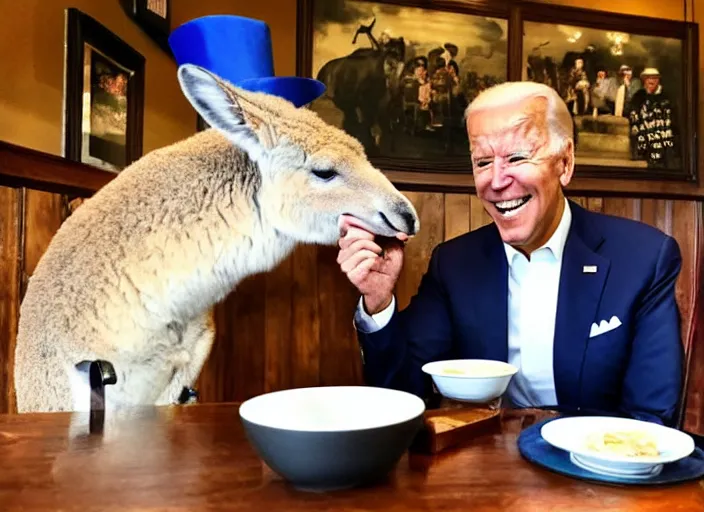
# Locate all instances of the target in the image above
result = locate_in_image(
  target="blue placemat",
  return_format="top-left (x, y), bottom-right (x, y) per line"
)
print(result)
top-left (518, 417), bottom-right (704, 487)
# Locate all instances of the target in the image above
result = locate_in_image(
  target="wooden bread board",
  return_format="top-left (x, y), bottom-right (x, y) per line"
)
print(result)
top-left (410, 405), bottom-right (502, 454)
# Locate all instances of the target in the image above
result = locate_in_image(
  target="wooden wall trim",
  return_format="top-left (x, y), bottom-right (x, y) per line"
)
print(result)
top-left (680, 201), bottom-right (704, 431)
top-left (3, 139), bottom-right (704, 201)
top-left (0, 187), bottom-right (21, 414)
top-left (0, 141), bottom-right (115, 197)
top-left (387, 170), bottom-right (704, 200)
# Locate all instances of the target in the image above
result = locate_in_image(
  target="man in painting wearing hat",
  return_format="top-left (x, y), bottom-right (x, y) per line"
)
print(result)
top-left (628, 67), bottom-right (679, 168)
top-left (338, 80), bottom-right (684, 427)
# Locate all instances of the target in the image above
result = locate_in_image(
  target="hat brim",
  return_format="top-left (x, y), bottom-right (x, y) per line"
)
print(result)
top-left (236, 77), bottom-right (326, 108)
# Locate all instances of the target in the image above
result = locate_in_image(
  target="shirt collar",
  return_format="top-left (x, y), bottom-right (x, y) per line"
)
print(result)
top-left (503, 197), bottom-right (572, 266)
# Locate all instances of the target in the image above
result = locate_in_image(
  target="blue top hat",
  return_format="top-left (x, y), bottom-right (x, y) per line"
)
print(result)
top-left (169, 15), bottom-right (326, 108)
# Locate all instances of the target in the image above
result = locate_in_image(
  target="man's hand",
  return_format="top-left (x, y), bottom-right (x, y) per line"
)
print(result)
top-left (337, 215), bottom-right (408, 315)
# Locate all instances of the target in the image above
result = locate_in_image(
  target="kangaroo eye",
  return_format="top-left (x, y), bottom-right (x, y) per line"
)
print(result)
top-left (312, 169), bottom-right (338, 181)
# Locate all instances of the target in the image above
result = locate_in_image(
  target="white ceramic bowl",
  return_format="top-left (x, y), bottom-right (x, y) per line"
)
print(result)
top-left (541, 416), bottom-right (695, 479)
top-left (421, 359), bottom-right (518, 403)
top-left (239, 386), bottom-right (426, 491)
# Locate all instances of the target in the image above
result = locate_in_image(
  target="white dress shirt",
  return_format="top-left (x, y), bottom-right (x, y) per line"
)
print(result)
top-left (503, 198), bottom-right (571, 407)
top-left (354, 198), bottom-right (572, 408)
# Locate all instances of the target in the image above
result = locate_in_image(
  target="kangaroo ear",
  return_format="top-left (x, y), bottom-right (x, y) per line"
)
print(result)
top-left (177, 64), bottom-right (267, 159)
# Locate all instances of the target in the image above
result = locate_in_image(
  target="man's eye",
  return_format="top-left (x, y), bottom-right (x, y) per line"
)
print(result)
top-left (507, 154), bottom-right (530, 164)
top-left (312, 169), bottom-right (338, 181)
top-left (473, 159), bottom-right (492, 169)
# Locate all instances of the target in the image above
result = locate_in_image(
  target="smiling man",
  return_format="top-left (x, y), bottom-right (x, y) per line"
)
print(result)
top-left (337, 81), bottom-right (684, 426)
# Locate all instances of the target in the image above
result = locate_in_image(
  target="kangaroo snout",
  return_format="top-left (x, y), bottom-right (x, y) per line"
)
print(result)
top-left (397, 202), bottom-right (419, 236)
top-left (375, 194), bottom-right (420, 238)
top-left (379, 201), bottom-right (419, 237)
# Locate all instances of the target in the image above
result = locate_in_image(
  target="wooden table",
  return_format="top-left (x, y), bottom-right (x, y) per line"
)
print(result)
top-left (0, 403), bottom-right (701, 511)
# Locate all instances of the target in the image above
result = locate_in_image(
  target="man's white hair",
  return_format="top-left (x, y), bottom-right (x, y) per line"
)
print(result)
top-left (465, 81), bottom-right (574, 157)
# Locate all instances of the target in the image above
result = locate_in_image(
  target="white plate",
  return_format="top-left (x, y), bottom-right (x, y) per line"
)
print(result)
top-left (541, 416), bottom-right (695, 479)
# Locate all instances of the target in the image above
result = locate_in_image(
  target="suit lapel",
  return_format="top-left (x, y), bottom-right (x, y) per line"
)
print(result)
top-left (470, 227), bottom-right (509, 362)
top-left (553, 202), bottom-right (610, 407)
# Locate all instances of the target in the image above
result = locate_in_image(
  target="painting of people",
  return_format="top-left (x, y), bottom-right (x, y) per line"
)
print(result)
top-left (308, 0), bottom-right (508, 171)
top-left (82, 44), bottom-right (131, 171)
top-left (523, 21), bottom-right (683, 172)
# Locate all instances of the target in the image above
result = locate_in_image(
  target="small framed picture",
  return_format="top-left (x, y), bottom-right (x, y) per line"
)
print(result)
top-left (119, 0), bottom-right (172, 56)
top-left (63, 8), bottom-right (145, 173)
top-left (144, 0), bottom-right (168, 20)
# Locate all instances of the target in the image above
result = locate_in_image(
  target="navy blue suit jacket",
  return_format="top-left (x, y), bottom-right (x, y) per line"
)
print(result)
top-left (358, 200), bottom-right (684, 426)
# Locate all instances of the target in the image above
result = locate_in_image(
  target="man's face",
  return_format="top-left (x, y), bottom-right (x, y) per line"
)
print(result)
top-left (468, 97), bottom-right (573, 255)
top-left (644, 76), bottom-right (660, 93)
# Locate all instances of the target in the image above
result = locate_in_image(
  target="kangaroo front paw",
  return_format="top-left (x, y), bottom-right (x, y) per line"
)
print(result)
top-left (177, 387), bottom-right (199, 404)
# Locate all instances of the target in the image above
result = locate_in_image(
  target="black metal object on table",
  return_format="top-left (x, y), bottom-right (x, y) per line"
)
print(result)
top-left (88, 359), bottom-right (117, 434)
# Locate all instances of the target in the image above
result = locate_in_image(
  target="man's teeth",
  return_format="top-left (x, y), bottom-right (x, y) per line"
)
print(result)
top-left (496, 198), bottom-right (526, 209)
top-left (495, 196), bottom-right (531, 216)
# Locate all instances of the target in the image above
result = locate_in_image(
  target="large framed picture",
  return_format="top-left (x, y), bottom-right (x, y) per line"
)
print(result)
top-left (297, 0), bottom-right (698, 189)
top-left (297, 0), bottom-right (510, 176)
top-left (518, 2), bottom-right (699, 182)
top-left (63, 8), bottom-right (145, 173)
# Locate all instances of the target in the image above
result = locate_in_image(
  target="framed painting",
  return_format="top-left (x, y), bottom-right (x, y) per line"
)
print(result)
top-left (297, 0), bottom-right (510, 177)
top-left (119, 0), bottom-right (173, 57)
top-left (63, 8), bottom-right (145, 173)
top-left (518, 2), bottom-right (698, 182)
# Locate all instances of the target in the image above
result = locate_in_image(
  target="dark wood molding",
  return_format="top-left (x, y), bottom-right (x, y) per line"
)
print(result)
top-left (386, 168), bottom-right (704, 200)
top-left (0, 141), bottom-right (115, 196)
top-left (3, 139), bottom-right (704, 201)
top-left (507, 4), bottom-right (523, 82)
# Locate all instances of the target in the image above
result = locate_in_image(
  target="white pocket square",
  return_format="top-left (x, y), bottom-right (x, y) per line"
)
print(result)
top-left (589, 316), bottom-right (622, 338)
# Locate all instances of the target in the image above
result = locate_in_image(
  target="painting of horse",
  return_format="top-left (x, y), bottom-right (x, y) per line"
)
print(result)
top-left (306, 0), bottom-right (508, 172)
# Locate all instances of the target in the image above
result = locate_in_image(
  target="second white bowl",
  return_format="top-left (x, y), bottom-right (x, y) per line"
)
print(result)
top-left (421, 359), bottom-right (518, 403)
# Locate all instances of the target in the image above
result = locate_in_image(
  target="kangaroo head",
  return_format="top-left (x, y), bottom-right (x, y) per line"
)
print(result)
top-left (177, 64), bottom-right (419, 245)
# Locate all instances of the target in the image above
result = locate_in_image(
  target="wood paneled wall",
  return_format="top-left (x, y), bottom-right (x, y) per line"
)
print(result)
top-left (0, 187), bottom-right (702, 434)
top-left (0, 187), bottom-right (21, 416)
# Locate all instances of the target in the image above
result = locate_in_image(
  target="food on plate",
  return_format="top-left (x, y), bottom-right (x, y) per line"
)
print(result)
top-left (585, 430), bottom-right (660, 457)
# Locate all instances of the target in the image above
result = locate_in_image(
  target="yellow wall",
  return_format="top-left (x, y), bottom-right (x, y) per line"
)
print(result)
top-left (0, 0), bottom-right (294, 157)
top-left (0, 0), bottom-right (700, 166)
top-left (170, 1), bottom-right (297, 77)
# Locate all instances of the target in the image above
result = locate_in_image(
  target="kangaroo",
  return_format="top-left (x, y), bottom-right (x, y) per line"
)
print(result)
top-left (14, 64), bottom-right (420, 413)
